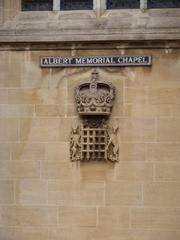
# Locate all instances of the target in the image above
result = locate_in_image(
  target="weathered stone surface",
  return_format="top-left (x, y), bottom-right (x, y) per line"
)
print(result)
top-left (49, 227), bottom-right (95, 240)
top-left (0, 206), bottom-right (57, 226)
top-left (59, 206), bottom-right (97, 227)
top-left (0, 181), bottom-right (14, 204)
top-left (116, 162), bottom-right (153, 181)
top-left (48, 180), bottom-right (105, 206)
top-left (0, 161), bottom-right (40, 179)
top-left (94, 228), bottom-right (178, 240)
top-left (0, 119), bottom-right (19, 141)
top-left (15, 180), bottom-right (47, 205)
top-left (98, 207), bottom-right (130, 229)
top-left (0, 143), bottom-right (11, 161)
top-left (144, 182), bottom-right (180, 207)
top-left (155, 163), bottom-right (180, 181)
top-left (147, 143), bottom-right (180, 162)
top-left (0, 227), bottom-right (49, 240)
top-left (1, 0), bottom-right (180, 42)
top-left (0, 45), bottom-right (180, 239)
top-left (157, 118), bottom-right (180, 142)
top-left (131, 208), bottom-right (180, 230)
top-left (106, 182), bottom-right (142, 206)
top-left (11, 143), bottom-right (45, 161)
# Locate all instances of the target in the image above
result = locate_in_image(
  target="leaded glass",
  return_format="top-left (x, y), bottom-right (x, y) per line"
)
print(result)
top-left (107, 0), bottom-right (140, 9)
top-left (22, 0), bottom-right (53, 11)
top-left (60, 0), bottom-right (93, 10)
top-left (148, 0), bottom-right (180, 8)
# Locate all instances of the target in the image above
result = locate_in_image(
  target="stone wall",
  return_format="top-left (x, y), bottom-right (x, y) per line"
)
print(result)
top-left (0, 43), bottom-right (180, 239)
top-left (0, 0), bottom-right (20, 22)
top-left (1, 0), bottom-right (180, 41)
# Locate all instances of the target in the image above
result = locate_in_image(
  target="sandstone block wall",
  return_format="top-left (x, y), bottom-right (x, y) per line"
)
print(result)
top-left (0, 45), bottom-right (180, 240)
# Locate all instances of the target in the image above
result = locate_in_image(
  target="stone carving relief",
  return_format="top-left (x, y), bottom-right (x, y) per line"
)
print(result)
top-left (107, 126), bottom-right (119, 162)
top-left (75, 70), bottom-right (115, 116)
top-left (70, 126), bottom-right (81, 161)
top-left (70, 69), bottom-right (119, 162)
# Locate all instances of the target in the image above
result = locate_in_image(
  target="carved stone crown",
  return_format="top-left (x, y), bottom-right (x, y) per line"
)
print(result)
top-left (75, 70), bottom-right (115, 116)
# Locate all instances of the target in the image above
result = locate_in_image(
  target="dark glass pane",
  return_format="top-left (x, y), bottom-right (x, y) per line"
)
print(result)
top-left (148, 0), bottom-right (180, 8)
top-left (22, 0), bottom-right (53, 11)
top-left (107, 0), bottom-right (140, 9)
top-left (61, 0), bottom-right (93, 10)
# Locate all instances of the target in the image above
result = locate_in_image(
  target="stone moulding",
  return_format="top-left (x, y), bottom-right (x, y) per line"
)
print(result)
top-left (1, 9), bottom-right (180, 42)
top-left (70, 69), bottom-right (119, 162)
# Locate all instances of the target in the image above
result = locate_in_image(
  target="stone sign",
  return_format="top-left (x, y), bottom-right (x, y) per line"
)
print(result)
top-left (40, 55), bottom-right (152, 67)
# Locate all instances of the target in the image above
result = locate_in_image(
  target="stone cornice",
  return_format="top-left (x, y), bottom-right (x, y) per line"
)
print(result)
top-left (0, 9), bottom-right (180, 42)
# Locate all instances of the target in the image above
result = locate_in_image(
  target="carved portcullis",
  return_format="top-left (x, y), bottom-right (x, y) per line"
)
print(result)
top-left (70, 69), bottom-right (119, 162)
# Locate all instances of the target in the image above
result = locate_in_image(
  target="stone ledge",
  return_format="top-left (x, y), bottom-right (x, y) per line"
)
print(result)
top-left (0, 9), bottom-right (180, 42)
top-left (0, 41), bottom-right (180, 51)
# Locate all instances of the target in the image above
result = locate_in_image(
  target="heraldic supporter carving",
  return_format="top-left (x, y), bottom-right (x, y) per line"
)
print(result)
top-left (70, 69), bottom-right (119, 162)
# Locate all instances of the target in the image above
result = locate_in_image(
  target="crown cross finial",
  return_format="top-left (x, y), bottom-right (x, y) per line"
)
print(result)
top-left (92, 69), bottom-right (98, 81)
top-left (90, 69), bottom-right (98, 93)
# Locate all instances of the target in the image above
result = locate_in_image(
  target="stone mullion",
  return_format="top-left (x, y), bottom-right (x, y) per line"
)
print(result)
top-left (53, 0), bottom-right (60, 10)
top-left (140, 0), bottom-right (148, 10)
top-left (94, 0), bottom-right (106, 17)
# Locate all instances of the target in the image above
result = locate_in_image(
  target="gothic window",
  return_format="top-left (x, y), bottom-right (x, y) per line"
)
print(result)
top-left (22, 0), bottom-right (53, 11)
top-left (148, 0), bottom-right (180, 8)
top-left (107, 0), bottom-right (140, 9)
top-left (60, 0), bottom-right (93, 10)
